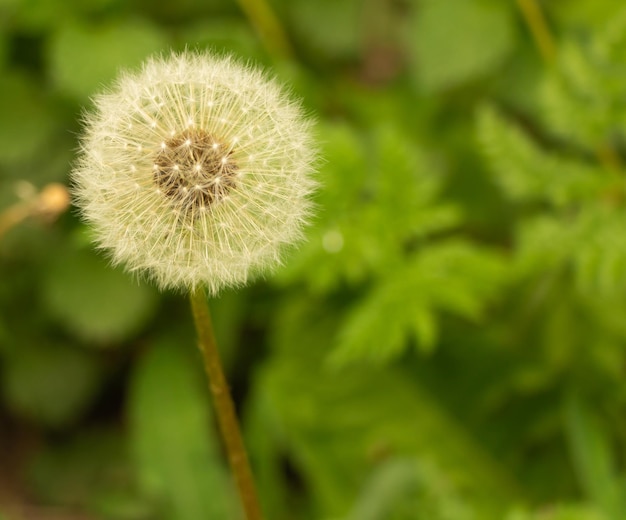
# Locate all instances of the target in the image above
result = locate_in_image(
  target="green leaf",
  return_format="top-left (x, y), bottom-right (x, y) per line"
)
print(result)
top-left (346, 458), bottom-right (473, 520)
top-left (48, 19), bottom-right (168, 99)
top-left (2, 342), bottom-right (104, 428)
top-left (540, 16), bottom-right (626, 146)
top-left (275, 122), bottom-right (375, 291)
top-left (374, 124), bottom-right (461, 245)
top-left (42, 249), bottom-right (159, 344)
top-left (248, 299), bottom-right (521, 519)
top-left (128, 338), bottom-right (238, 520)
top-left (278, 123), bottom-right (460, 294)
top-left (477, 105), bottom-right (613, 207)
top-left (409, 0), bottom-right (515, 91)
top-left (564, 394), bottom-right (624, 518)
top-left (506, 503), bottom-right (608, 520)
top-left (540, 46), bottom-right (611, 146)
top-left (332, 240), bottom-right (507, 365)
top-left (515, 206), bottom-right (626, 295)
top-left (549, 0), bottom-right (620, 33)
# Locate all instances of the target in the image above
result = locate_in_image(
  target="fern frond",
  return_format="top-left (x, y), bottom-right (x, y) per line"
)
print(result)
top-left (540, 17), bottom-right (626, 146)
top-left (477, 106), bottom-right (612, 207)
top-left (278, 123), bottom-right (461, 293)
top-left (331, 240), bottom-right (507, 365)
top-left (515, 205), bottom-right (626, 295)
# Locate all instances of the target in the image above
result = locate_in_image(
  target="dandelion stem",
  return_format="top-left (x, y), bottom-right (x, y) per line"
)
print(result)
top-left (189, 288), bottom-right (263, 520)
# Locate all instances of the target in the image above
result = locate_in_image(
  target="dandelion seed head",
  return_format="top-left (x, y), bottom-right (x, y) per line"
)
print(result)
top-left (153, 127), bottom-right (238, 211)
top-left (72, 51), bottom-right (317, 293)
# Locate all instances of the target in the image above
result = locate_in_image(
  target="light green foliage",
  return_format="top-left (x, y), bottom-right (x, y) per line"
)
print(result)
top-left (477, 106), bottom-right (613, 207)
top-left (506, 505), bottom-right (608, 520)
top-left (478, 104), bottom-right (626, 297)
top-left (249, 299), bottom-right (519, 519)
top-left (345, 458), bottom-right (473, 520)
top-left (540, 9), bottom-right (626, 146)
top-left (478, 37), bottom-right (626, 303)
top-left (548, 0), bottom-right (620, 32)
top-left (129, 338), bottom-right (238, 520)
top-left (280, 123), bottom-right (461, 292)
top-left (280, 121), bottom-right (501, 363)
top-left (472, 5), bottom-right (626, 519)
top-left (3, 0), bottom-right (626, 519)
top-left (409, 0), bottom-right (515, 91)
top-left (49, 20), bottom-right (168, 99)
top-left (515, 207), bottom-right (626, 295)
top-left (333, 240), bottom-right (506, 363)
top-left (564, 395), bottom-right (624, 518)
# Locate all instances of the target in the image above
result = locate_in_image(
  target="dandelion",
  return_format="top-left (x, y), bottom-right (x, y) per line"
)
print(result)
top-left (72, 51), bottom-right (317, 520)
top-left (73, 51), bottom-right (316, 294)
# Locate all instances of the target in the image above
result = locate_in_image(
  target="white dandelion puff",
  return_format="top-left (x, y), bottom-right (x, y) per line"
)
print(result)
top-left (72, 51), bottom-right (317, 294)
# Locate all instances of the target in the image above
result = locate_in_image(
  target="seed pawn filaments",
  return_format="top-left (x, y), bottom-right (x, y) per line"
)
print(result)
top-left (153, 128), bottom-right (238, 214)
top-left (72, 52), bottom-right (316, 294)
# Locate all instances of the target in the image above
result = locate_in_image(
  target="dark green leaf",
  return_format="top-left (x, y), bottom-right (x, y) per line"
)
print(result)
top-left (2, 342), bottom-right (104, 428)
top-left (42, 249), bottom-right (159, 344)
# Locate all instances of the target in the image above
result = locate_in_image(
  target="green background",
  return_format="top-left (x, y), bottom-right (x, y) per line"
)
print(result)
top-left (1, 0), bottom-right (626, 518)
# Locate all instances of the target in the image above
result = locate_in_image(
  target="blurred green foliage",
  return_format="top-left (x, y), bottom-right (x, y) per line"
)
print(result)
top-left (2, 0), bottom-right (626, 519)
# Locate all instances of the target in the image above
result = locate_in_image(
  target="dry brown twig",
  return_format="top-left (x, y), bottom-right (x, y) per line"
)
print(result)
top-left (0, 183), bottom-right (70, 239)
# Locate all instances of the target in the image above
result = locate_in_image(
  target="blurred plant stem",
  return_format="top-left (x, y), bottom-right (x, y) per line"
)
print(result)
top-left (516, 0), bottom-right (623, 175)
top-left (515, 0), bottom-right (556, 64)
top-left (235, 0), bottom-right (293, 60)
top-left (189, 288), bottom-right (263, 520)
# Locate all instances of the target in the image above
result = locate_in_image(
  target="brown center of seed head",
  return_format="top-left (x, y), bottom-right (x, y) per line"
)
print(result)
top-left (153, 128), bottom-right (237, 212)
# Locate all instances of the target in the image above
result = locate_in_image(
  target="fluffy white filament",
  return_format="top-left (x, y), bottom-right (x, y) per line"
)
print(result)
top-left (72, 52), bottom-right (317, 293)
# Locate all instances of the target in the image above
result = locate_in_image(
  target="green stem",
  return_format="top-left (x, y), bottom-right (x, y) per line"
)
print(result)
top-left (189, 288), bottom-right (263, 520)
top-left (515, 0), bottom-right (557, 64)
top-left (235, 0), bottom-right (294, 60)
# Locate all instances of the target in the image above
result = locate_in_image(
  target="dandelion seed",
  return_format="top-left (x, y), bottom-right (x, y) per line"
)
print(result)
top-left (72, 51), bottom-right (317, 293)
